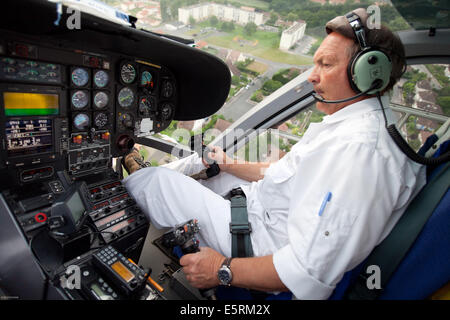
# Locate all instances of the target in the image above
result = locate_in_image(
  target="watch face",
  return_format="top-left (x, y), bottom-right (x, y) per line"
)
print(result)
top-left (218, 267), bottom-right (232, 285)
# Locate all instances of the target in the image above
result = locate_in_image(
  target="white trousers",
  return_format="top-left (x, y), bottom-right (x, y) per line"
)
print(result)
top-left (122, 154), bottom-right (254, 257)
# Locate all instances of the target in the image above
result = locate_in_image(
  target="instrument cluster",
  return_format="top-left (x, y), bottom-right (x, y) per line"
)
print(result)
top-left (116, 60), bottom-right (177, 136)
top-left (69, 67), bottom-right (113, 133)
top-left (67, 59), bottom-right (177, 139)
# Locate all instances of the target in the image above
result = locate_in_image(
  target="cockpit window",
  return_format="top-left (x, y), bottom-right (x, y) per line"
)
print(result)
top-left (390, 63), bottom-right (450, 151)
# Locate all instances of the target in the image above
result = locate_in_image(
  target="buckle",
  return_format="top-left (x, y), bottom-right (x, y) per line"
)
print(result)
top-left (230, 187), bottom-right (245, 197)
top-left (229, 222), bottom-right (252, 234)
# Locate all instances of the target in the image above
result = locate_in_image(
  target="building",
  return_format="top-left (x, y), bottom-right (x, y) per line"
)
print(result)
top-left (226, 61), bottom-right (241, 78)
top-left (194, 40), bottom-right (208, 49)
top-left (226, 50), bottom-right (245, 64)
top-left (177, 121), bottom-right (195, 131)
top-left (178, 3), bottom-right (264, 26)
top-left (214, 118), bottom-right (232, 132)
top-left (119, 1), bottom-right (162, 27)
top-left (279, 20), bottom-right (306, 50)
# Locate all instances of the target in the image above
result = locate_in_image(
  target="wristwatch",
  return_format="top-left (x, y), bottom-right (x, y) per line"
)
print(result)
top-left (217, 257), bottom-right (233, 286)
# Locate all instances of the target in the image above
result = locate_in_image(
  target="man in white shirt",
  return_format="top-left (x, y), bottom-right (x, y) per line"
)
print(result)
top-left (123, 9), bottom-right (426, 299)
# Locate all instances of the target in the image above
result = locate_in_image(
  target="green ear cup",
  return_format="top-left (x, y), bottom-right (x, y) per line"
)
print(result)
top-left (351, 50), bottom-right (392, 94)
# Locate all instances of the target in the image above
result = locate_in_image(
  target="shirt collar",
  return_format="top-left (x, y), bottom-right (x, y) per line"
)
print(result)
top-left (322, 95), bottom-right (389, 124)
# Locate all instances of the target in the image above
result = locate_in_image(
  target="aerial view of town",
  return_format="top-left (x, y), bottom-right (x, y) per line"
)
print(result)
top-left (101, 0), bottom-right (450, 166)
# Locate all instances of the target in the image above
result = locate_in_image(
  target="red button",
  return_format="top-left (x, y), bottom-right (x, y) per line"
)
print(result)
top-left (35, 213), bottom-right (47, 223)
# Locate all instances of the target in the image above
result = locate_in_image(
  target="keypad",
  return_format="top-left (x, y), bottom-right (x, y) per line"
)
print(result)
top-left (95, 245), bottom-right (146, 278)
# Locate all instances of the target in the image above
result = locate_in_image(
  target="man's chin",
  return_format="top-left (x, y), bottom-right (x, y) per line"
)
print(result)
top-left (315, 101), bottom-right (333, 115)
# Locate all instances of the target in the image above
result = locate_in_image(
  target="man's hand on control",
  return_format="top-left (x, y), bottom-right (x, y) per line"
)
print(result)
top-left (180, 247), bottom-right (225, 288)
top-left (201, 146), bottom-right (233, 171)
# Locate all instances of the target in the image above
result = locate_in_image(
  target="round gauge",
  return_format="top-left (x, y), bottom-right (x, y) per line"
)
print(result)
top-left (94, 70), bottom-right (109, 88)
top-left (120, 113), bottom-right (134, 129)
top-left (118, 87), bottom-right (134, 108)
top-left (94, 112), bottom-right (108, 128)
top-left (161, 80), bottom-right (174, 98)
top-left (73, 113), bottom-right (90, 130)
top-left (94, 91), bottom-right (109, 109)
top-left (159, 102), bottom-right (173, 121)
top-left (140, 71), bottom-right (154, 89)
top-left (2, 58), bottom-right (16, 65)
top-left (120, 63), bottom-right (136, 84)
top-left (71, 90), bottom-right (89, 109)
top-left (139, 97), bottom-right (155, 117)
top-left (3, 66), bottom-right (16, 74)
top-left (71, 68), bottom-right (89, 87)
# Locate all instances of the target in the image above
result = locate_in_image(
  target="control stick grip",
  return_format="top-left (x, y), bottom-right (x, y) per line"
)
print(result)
top-left (202, 146), bottom-right (220, 179)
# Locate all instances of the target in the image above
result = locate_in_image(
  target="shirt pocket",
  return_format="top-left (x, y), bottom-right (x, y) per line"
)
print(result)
top-left (297, 192), bottom-right (358, 274)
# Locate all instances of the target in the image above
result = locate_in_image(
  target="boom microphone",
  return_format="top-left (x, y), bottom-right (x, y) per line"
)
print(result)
top-left (312, 80), bottom-right (382, 104)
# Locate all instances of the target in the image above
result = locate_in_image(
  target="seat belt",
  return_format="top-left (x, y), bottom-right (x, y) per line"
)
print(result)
top-left (229, 188), bottom-right (254, 258)
top-left (345, 162), bottom-right (450, 300)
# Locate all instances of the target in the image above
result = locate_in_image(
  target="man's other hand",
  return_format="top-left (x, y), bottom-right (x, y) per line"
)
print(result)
top-left (179, 247), bottom-right (225, 288)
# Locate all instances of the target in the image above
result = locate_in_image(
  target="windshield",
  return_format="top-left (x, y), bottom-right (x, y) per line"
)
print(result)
top-left (99, 1), bottom-right (448, 172)
top-left (392, 0), bottom-right (450, 30)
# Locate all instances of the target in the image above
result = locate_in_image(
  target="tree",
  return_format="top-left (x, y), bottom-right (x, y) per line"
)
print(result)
top-left (251, 90), bottom-right (264, 103)
top-left (262, 79), bottom-right (283, 95)
top-left (219, 21), bottom-right (228, 32)
top-left (189, 16), bottom-right (196, 26)
top-left (244, 22), bottom-right (257, 36)
top-left (286, 12), bottom-right (298, 22)
top-left (231, 75), bottom-right (240, 86)
top-left (267, 12), bottom-right (278, 25)
top-left (437, 96), bottom-right (450, 116)
top-left (438, 86), bottom-right (450, 96)
top-left (389, 16), bottom-right (410, 32)
top-left (209, 15), bottom-right (219, 27)
top-left (159, 0), bottom-right (170, 21)
top-left (272, 69), bottom-right (290, 84)
top-left (402, 81), bottom-right (416, 105)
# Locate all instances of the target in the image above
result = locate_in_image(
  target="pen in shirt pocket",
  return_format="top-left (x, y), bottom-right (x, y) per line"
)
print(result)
top-left (318, 191), bottom-right (332, 216)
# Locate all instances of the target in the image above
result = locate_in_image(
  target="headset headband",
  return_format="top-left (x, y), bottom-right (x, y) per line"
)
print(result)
top-left (345, 12), bottom-right (368, 49)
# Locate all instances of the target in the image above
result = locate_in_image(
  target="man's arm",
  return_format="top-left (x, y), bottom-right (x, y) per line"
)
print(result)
top-left (180, 247), bottom-right (289, 292)
top-left (205, 146), bottom-right (272, 182)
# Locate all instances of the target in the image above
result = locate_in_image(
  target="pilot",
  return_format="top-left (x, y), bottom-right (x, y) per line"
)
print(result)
top-left (123, 9), bottom-right (426, 299)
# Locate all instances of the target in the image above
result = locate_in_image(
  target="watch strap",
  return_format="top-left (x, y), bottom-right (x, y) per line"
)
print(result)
top-left (222, 257), bottom-right (233, 268)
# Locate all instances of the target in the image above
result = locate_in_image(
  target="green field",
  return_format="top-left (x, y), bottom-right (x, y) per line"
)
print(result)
top-left (215, 0), bottom-right (270, 11)
top-left (205, 27), bottom-right (313, 66)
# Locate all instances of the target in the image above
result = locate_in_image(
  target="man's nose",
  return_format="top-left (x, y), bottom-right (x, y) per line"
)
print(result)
top-left (308, 66), bottom-right (319, 84)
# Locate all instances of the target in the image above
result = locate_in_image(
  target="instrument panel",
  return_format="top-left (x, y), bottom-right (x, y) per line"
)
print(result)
top-left (0, 36), bottom-right (178, 186)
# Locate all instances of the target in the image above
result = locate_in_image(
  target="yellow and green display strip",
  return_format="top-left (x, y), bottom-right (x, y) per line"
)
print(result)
top-left (3, 92), bottom-right (59, 116)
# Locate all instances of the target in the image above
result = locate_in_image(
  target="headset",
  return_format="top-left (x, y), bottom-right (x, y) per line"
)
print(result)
top-left (312, 11), bottom-right (450, 165)
top-left (345, 12), bottom-right (392, 95)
